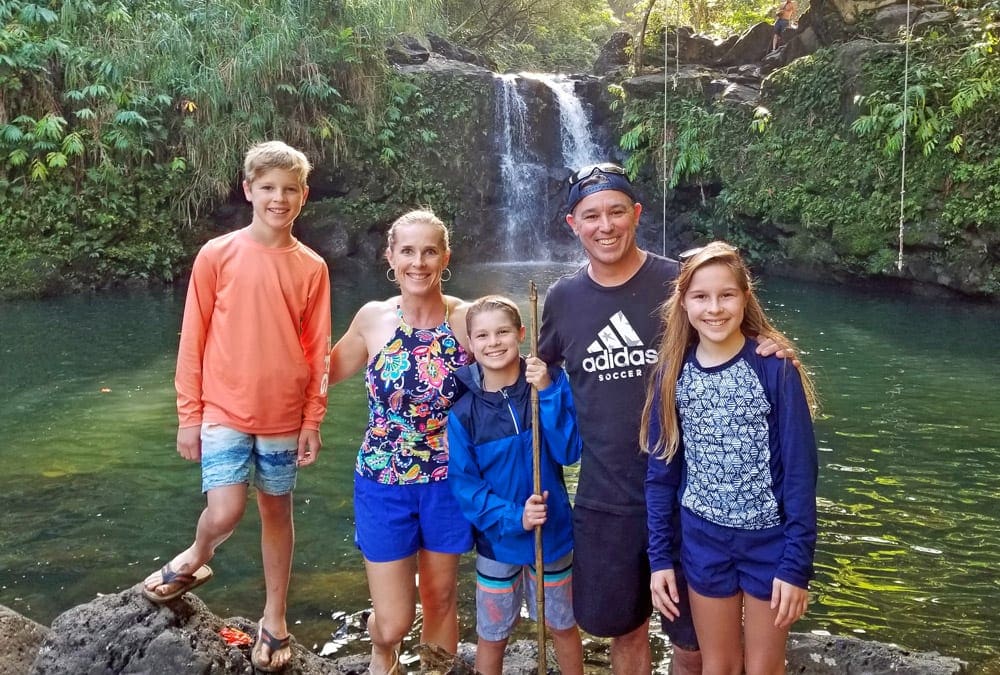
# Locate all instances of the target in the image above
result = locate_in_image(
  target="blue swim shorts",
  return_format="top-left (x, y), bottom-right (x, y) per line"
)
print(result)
top-left (680, 507), bottom-right (785, 602)
top-left (353, 474), bottom-right (473, 563)
top-left (200, 423), bottom-right (298, 495)
top-left (475, 552), bottom-right (576, 642)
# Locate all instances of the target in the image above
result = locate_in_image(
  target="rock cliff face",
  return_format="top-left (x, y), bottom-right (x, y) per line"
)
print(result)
top-left (3, 591), bottom-right (968, 675)
top-left (245, 8), bottom-right (995, 298)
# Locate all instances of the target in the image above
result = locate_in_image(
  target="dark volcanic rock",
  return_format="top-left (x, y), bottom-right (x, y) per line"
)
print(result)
top-left (0, 605), bottom-right (50, 675)
top-left (786, 633), bottom-right (966, 674)
top-left (594, 31), bottom-right (633, 75)
top-left (5, 587), bottom-right (968, 675)
top-left (29, 587), bottom-right (340, 674)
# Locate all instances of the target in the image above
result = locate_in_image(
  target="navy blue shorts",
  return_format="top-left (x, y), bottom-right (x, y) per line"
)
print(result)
top-left (680, 508), bottom-right (784, 601)
top-left (573, 505), bottom-right (698, 652)
top-left (572, 506), bottom-right (652, 637)
top-left (353, 474), bottom-right (473, 563)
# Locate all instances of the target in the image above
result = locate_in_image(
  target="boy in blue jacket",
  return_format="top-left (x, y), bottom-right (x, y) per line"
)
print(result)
top-left (448, 295), bottom-right (584, 675)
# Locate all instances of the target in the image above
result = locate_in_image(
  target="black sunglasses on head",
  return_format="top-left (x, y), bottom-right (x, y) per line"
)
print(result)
top-left (569, 163), bottom-right (628, 186)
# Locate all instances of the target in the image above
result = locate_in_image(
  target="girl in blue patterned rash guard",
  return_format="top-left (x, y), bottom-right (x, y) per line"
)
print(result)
top-left (640, 241), bottom-right (819, 675)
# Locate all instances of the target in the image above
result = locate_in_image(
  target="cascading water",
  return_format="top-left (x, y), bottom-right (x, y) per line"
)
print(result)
top-left (494, 74), bottom-right (546, 260)
top-left (493, 73), bottom-right (603, 261)
top-left (521, 73), bottom-right (601, 171)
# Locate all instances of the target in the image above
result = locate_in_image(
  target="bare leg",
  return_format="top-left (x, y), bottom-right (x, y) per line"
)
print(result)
top-left (689, 588), bottom-right (743, 675)
top-left (609, 618), bottom-right (651, 675)
top-left (416, 549), bottom-right (461, 653)
top-left (143, 483), bottom-right (246, 596)
top-left (254, 490), bottom-right (294, 669)
top-left (474, 637), bottom-right (509, 675)
top-left (743, 595), bottom-right (790, 675)
top-left (550, 624), bottom-right (584, 675)
top-left (365, 556), bottom-right (418, 675)
top-left (672, 645), bottom-right (703, 675)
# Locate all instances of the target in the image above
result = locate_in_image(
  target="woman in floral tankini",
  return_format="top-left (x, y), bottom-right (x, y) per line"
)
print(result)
top-left (330, 209), bottom-right (473, 675)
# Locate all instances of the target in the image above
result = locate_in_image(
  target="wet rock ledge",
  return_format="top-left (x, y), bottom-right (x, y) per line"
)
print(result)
top-left (1, 590), bottom-right (966, 674)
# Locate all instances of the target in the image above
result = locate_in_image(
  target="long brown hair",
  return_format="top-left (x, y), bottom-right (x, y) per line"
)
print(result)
top-left (639, 241), bottom-right (818, 461)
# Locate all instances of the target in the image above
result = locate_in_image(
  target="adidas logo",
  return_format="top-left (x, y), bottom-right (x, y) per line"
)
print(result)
top-left (582, 311), bottom-right (659, 381)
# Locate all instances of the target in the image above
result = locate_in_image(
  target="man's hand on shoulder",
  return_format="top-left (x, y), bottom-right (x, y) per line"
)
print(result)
top-left (755, 335), bottom-right (801, 369)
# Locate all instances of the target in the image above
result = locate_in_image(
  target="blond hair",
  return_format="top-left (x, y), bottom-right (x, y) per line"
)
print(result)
top-left (243, 141), bottom-right (311, 187)
top-left (465, 295), bottom-right (523, 335)
top-left (639, 241), bottom-right (818, 461)
top-left (385, 209), bottom-right (451, 252)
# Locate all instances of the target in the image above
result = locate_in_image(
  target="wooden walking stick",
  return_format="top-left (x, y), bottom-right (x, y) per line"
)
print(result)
top-left (529, 280), bottom-right (547, 675)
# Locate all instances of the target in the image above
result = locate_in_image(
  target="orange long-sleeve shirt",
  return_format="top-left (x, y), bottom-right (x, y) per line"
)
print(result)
top-left (175, 228), bottom-right (332, 434)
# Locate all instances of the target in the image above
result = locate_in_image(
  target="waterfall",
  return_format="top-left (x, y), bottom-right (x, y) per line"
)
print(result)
top-left (494, 74), bottom-right (545, 260)
top-left (492, 73), bottom-right (602, 261)
top-left (521, 73), bottom-right (601, 171)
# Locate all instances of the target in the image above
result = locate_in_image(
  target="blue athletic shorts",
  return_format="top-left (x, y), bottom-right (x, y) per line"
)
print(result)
top-left (475, 552), bottom-right (576, 642)
top-left (353, 474), bottom-right (473, 563)
top-left (200, 423), bottom-right (298, 495)
top-left (680, 507), bottom-right (785, 601)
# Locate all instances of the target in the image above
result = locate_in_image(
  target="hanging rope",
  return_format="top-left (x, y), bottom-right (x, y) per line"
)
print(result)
top-left (673, 0), bottom-right (680, 91)
top-left (897, 0), bottom-right (913, 272)
top-left (662, 0), bottom-right (682, 256)
top-left (662, 2), bottom-right (669, 255)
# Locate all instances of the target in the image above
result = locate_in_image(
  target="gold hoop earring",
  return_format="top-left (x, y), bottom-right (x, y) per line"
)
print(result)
top-left (386, 268), bottom-right (397, 283)
top-left (441, 268), bottom-right (452, 282)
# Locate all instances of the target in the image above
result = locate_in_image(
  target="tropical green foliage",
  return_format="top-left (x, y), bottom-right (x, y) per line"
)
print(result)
top-left (852, 16), bottom-right (998, 159)
top-left (442, 0), bottom-right (617, 71)
top-left (621, 0), bottom-right (806, 39)
top-left (0, 0), bottom-right (421, 296)
top-left (614, 1), bottom-right (999, 291)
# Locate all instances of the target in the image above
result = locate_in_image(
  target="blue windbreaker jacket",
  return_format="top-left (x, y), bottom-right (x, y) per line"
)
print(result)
top-left (447, 360), bottom-right (582, 565)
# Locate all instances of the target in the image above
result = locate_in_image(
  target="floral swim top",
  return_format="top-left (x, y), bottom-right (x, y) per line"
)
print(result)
top-left (356, 306), bottom-right (469, 485)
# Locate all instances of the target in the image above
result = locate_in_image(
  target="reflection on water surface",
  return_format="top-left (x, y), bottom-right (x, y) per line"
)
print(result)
top-left (1, 263), bottom-right (998, 672)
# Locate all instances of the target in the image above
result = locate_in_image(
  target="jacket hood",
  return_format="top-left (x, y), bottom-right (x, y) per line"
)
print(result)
top-left (455, 358), bottom-right (529, 402)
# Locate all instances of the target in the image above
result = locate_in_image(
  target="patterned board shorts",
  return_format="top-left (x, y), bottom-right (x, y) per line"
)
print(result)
top-left (200, 423), bottom-right (299, 495)
top-left (475, 552), bottom-right (576, 642)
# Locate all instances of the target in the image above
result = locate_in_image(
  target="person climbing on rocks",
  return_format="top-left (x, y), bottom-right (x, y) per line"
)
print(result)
top-left (772, 0), bottom-right (798, 51)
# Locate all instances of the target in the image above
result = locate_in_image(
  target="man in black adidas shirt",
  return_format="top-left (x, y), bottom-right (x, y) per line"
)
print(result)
top-left (539, 165), bottom-right (795, 674)
top-left (538, 163), bottom-right (701, 675)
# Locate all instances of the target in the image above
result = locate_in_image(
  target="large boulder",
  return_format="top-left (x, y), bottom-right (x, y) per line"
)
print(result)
top-left (2, 595), bottom-right (969, 675)
top-left (427, 33), bottom-right (495, 70)
top-left (29, 587), bottom-right (341, 674)
top-left (786, 633), bottom-right (966, 675)
top-left (0, 605), bottom-right (50, 675)
top-left (715, 23), bottom-right (773, 66)
top-left (593, 31), bottom-right (633, 76)
top-left (385, 34), bottom-right (430, 66)
top-left (829, 0), bottom-right (903, 24)
top-left (873, 3), bottom-right (922, 37)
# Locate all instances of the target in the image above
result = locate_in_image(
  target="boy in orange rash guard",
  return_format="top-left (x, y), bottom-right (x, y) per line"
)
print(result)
top-left (140, 141), bottom-right (331, 672)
